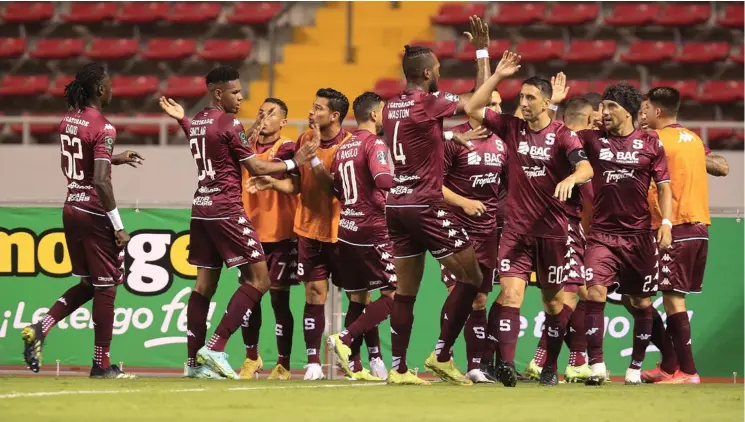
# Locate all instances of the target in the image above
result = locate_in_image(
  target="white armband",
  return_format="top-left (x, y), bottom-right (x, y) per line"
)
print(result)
top-left (444, 131), bottom-right (454, 141)
top-left (476, 49), bottom-right (489, 60)
top-left (661, 219), bottom-right (673, 228)
top-left (310, 156), bottom-right (323, 168)
top-left (106, 208), bottom-right (124, 231)
top-left (549, 104), bottom-right (559, 111)
top-left (284, 159), bottom-right (297, 171)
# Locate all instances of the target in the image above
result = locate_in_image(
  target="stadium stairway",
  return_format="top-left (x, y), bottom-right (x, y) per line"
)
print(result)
top-left (238, 2), bottom-right (441, 140)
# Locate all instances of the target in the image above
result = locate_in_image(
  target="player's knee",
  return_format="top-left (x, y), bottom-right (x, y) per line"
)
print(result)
top-left (586, 285), bottom-right (607, 303)
top-left (380, 288), bottom-right (395, 298)
top-left (472, 293), bottom-right (487, 311)
top-left (348, 290), bottom-right (367, 304)
top-left (305, 280), bottom-right (327, 304)
top-left (628, 295), bottom-right (652, 309)
top-left (499, 286), bottom-right (524, 307)
top-left (542, 291), bottom-right (564, 314)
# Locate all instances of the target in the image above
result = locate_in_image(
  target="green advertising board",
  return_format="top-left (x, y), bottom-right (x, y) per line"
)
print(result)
top-left (0, 207), bottom-right (742, 377)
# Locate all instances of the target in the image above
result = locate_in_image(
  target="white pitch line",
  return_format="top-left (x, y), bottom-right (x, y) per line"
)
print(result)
top-left (0, 383), bottom-right (384, 400)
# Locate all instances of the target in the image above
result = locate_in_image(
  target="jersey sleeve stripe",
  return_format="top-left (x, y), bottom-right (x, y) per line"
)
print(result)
top-left (372, 171), bottom-right (392, 179)
top-left (655, 179), bottom-right (671, 184)
top-left (94, 158), bottom-right (111, 162)
top-left (239, 154), bottom-right (256, 162)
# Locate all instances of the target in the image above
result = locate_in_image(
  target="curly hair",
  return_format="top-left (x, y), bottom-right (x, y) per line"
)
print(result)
top-left (64, 62), bottom-right (107, 111)
top-left (603, 82), bottom-right (643, 120)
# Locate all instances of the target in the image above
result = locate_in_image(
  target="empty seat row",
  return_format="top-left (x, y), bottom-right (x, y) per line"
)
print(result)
top-left (373, 78), bottom-right (745, 104)
top-left (0, 37), bottom-right (253, 61)
top-left (431, 3), bottom-right (743, 28)
top-left (0, 74), bottom-right (208, 98)
top-left (408, 38), bottom-right (743, 64)
top-left (2, 2), bottom-right (281, 25)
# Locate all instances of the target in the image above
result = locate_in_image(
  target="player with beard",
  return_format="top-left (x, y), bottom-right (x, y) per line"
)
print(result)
top-left (237, 97), bottom-right (299, 380)
top-left (640, 87), bottom-right (729, 384)
top-left (22, 63), bottom-right (142, 379)
top-left (248, 88), bottom-right (352, 380)
top-left (465, 52), bottom-right (594, 387)
top-left (158, 66), bottom-right (317, 379)
top-left (383, 16), bottom-right (492, 386)
top-left (578, 83), bottom-right (673, 386)
top-left (639, 99), bottom-right (650, 132)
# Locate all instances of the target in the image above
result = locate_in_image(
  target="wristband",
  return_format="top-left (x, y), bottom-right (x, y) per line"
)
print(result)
top-left (284, 159), bottom-right (297, 171)
top-left (444, 131), bottom-right (454, 141)
top-left (106, 208), bottom-right (125, 231)
top-left (475, 49), bottom-right (489, 60)
top-left (310, 156), bottom-right (323, 168)
top-left (661, 219), bottom-right (673, 228)
top-left (549, 104), bottom-right (559, 111)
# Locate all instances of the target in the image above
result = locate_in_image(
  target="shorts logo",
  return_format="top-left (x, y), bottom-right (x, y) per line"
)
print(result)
top-left (436, 210), bottom-right (447, 218)
top-left (251, 250), bottom-right (261, 258)
top-left (442, 219), bottom-right (452, 228)
top-left (247, 238), bottom-right (256, 247)
top-left (238, 217), bottom-right (247, 225)
top-left (388, 274), bottom-right (397, 282)
top-left (226, 256), bottom-right (244, 263)
top-left (661, 254), bottom-right (671, 261)
top-left (454, 239), bottom-right (464, 248)
top-left (381, 252), bottom-right (391, 260)
top-left (661, 277), bottom-right (671, 286)
top-left (243, 228), bottom-right (252, 235)
top-left (97, 276), bottom-right (113, 282)
top-left (661, 266), bottom-right (671, 274)
top-left (448, 229), bottom-right (457, 238)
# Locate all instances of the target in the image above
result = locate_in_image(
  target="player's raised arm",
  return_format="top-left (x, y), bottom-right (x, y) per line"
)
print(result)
top-left (454, 16), bottom-right (492, 115)
top-left (547, 72), bottom-right (569, 120)
top-left (705, 151), bottom-right (729, 177)
top-left (464, 51), bottom-right (521, 124)
top-left (159, 96), bottom-right (188, 131)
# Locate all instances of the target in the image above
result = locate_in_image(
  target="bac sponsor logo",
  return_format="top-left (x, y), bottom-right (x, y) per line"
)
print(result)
top-left (0, 228), bottom-right (196, 296)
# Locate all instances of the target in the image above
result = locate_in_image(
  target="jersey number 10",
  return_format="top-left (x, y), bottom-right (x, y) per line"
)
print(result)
top-left (337, 160), bottom-right (358, 205)
top-left (190, 137), bottom-right (216, 181)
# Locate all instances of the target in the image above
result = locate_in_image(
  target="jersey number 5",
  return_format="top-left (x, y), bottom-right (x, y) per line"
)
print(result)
top-left (190, 137), bottom-right (216, 181)
top-left (391, 121), bottom-right (407, 165)
top-left (60, 134), bottom-right (84, 180)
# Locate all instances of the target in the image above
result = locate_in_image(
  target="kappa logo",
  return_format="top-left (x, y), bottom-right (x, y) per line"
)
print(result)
top-left (104, 124), bottom-right (115, 131)
top-left (442, 219), bottom-right (452, 228)
top-left (564, 247), bottom-right (577, 258)
top-left (661, 277), bottom-right (671, 286)
top-left (467, 151), bottom-right (482, 165)
top-left (385, 263), bottom-right (395, 271)
top-left (448, 229), bottom-right (457, 238)
top-left (678, 131), bottom-right (695, 143)
top-left (57, 297), bottom-right (68, 306)
top-left (661, 266), bottom-right (671, 274)
top-left (251, 250), bottom-right (261, 258)
top-left (238, 217), bottom-right (247, 225)
top-left (242, 227), bottom-right (252, 235)
top-left (233, 119), bottom-right (241, 126)
top-left (454, 239), bottom-right (464, 248)
top-left (636, 334), bottom-right (651, 341)
top-left (247, 238), bottom-right (256, 247)
top-left (437, 210), bottom-right (446, 218)
top-left (586, 327), bottom-right (599, 336)
top-left (566, 236), bottom-right (575, 245)
top-left (661, 254), bottom-right (672, 261)
top-left (389, 274), bottom-right (397, 282)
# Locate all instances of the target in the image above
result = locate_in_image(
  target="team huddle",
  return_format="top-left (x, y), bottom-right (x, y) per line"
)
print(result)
top-left (22, 17), bottom-right (729, 385)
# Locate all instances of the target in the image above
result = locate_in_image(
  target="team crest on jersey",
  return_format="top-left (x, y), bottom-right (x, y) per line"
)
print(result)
top-left (239, 131), bottom-right (248, 145)
top-left (376, 150), bottom-right (387, 165)
top-left (467, 151), bottom-right (482, 165)
top-left (104, 136), bottom-right (114, 152)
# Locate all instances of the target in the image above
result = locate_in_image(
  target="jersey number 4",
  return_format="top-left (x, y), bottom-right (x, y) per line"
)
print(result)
top-left (190, 137), bottom-right (216, 181)
top-left (60, 134), bottom-right (84, 180)
top-left (391, 121), bottom-right (407, 165)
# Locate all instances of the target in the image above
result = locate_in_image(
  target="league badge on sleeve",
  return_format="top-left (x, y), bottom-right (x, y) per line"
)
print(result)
top-left (377, 150), bottom-right (388, 165)
top-left (239, 131), bottom-right (248, 146)
top-left (104, 136), bottom-right (114, 152)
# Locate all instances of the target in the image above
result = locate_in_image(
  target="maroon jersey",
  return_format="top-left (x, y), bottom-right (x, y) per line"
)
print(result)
top-left (444, 122), bottom-right (507, 238)
top-left (567, 183), bottom-right (594, 218)
top-left (482, 109), bottom-right (584, 239)
top-left (333, 129), bottom-right (393, 244)
top-left (179, 108), bottom-right (255, 219)
top-left (382, 89), bottom-right (459, 206)
top-left (580, 129), bottom-right (670, 235)
top-left (59, 107), bottom-right (117, 215)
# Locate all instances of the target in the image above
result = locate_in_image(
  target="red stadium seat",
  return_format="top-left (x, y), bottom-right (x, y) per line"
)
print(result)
top-left (10, 114), bottom-right (59, 134)
top-left (407, 40), bottom-right (457, 60)
top-left (491, 3), bottom-right (546, 25)
top-left (498, 79), bottom-right (523, 101)
top-left (456, 40), bottom-right (510, 62)
top-left (562, 40), bottom-right (616, 62)
top-left (0, 75), bottom-right (49, 96)
top-left (431, 3), bottom-right (486, 26)
top-left (621, 40), bottom-right (676, 64)
top-left (731, 46), bottom-right (744, 64)
top-left (64, 2), bottom-right (118, 23)
top-left (604, 3), bottom-right (660, 26)
top-left (124, 113), bottom-right (180, 136)
top-left (111, 75), bottom-right (159, 97)
top-left (707, 128), bottom-right (735, 142)
top-left (161, 75), bottom-right (208, 98)
top-left (649, 80), bottom-right (699, 100)
top-left (86, 38), bottom-right (139, 60)
top-left (0, 37), bottom-right (26, 58)
top-left (31, 38), bottom-right (85, 59)
top-left (737, 131), bottom-right (745, 142)
top-left (2, 2), bottom-right (54, 23)
top-left (229, 2), bottom-right (283, 25)
top-left (373, 79), bottom-right (404, 99)
top-left (717, 4), bottom-right (744, 28)
top-left (655, 4), bottom-right (710, 26)
top-left (543, 3), bottom-right (599, 25)
top-left (198, 40), bottom-right (253, 61)
top-left (49, 74), bottom-right (75, 97)
top-left (142, 38), bottom-right (197, 60)
top-left (697, 81), bottom-right (744, 103)
top-left (117, 2), bottom-right (168, 23)
top-left (590, 80), bottom-right (641, 93)
top-left (676, 42), bottom-right (730, 64)
top-left (167, 2), bottom-right (221, 24)
top-left (516, 39), bottom-right (563, 62)
top-left (438, 78), bottom-right (472, 95)
top-left (565, 80), bottom-right (591, 98)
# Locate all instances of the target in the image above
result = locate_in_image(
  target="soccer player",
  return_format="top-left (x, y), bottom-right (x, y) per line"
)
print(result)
top-left (465, 52), bottom-right (594, 386)
top-left (640, 87), bottom-right (729, 384)
top-left (577, 83), bottom-right (673, 385)
top-left (21, 62), bottom-right (142, 379)
top-left (439, 90), bottom-right (506, 383)
top-left (247, 88), bottom-right (352, 380)
top-left (238, 97), bottom-right (299, 380)
top-left (383, 16), bottom-right (493, 386)
top-left (638, 99), bottom-right (650, 131)
top-left (158, 66), bottom-right (316, 380)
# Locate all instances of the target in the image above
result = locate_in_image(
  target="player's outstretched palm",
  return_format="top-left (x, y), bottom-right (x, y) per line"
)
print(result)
top-left (112, 150), bottom-right (144, 168)
top-left (159, 97), bottom-right (185, 120)
top-left (464, 15), bottom-right (489, 50)
top-left (495, 51), bottom-right (522, 79)
top-left (246, 176), bottom-right (276, 194)
top-left (550, 72), bottom-right (570, 105)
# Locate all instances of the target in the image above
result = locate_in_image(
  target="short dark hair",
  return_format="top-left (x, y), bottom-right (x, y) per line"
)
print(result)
top-left (64, 62), bottom-right (107, 110)
top-left (583, 92), bottom-right (603, 111)
top-left (603, 82), bottom-right (644, 120)
top-left (521, 76), bottom-right (552, 99)
top-left (646, 87), bottom-right (681, 117)
top-left (205, 66), bottom-right (240, 87)
top-left (402, 44), bottom-right (435, 81)
top-left (263, 97), bottom-right (288, 117)
top-left (563, 97), bottom-right (592, 117)
top-left (316, 88), bottom-right (350, 121)
top-left (353, 92), bottom-right (383, 123)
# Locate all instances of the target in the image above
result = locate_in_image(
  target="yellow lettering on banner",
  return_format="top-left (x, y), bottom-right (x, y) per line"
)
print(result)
top-left (170, 233), bottom-right (196, 278)
top-left (0, 230), bottom-right (37, 275)
top-left (37, 231), bottom-right (71, 275)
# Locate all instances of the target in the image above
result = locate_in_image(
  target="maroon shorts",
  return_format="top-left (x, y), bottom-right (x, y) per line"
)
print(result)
top-left (441, 231), bottom-right (499, 293)
top-left (336, 239), bottom-right (396, 292)
top-left (63, 206), bottom-right (124, 287)
top-left (563, 218), bottom-right (587, 294)
top-left (386, 203), bottom-right (472, 260)
top-left (659, 223), bottom-right (709, 294)
top-left (263, 239), bottom-right (300, 288)
top-left (497, 230), bottom-right (568, 289)
top-left (297, 236), bottom-right (338, 282)
top-left (585, 231), bottom-right (660, 297)
top-left (188, 215), bottom-right (265, 269)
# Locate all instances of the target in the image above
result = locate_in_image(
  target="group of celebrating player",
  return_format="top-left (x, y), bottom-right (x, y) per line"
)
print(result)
top-left (23, 16), bottom-right (729, 385)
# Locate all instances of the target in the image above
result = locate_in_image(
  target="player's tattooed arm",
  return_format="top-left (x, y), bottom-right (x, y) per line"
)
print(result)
top-left (464, 51), bottom-right (521, 124)
top-left (455, 15), bottom-right (491, 115)
top-left (705, 152), bottom-right (729, 177)
top-left (443, 186), bottom-right (486, 217)
top-left (656, 182), bottom-right (673, 249)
